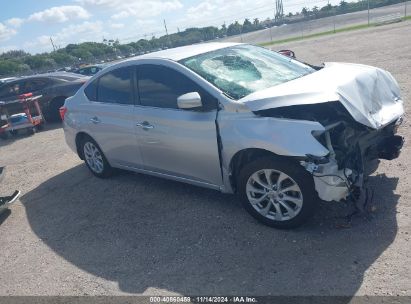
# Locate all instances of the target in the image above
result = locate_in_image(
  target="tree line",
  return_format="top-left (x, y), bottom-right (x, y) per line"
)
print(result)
top-left (0, 0), bottom-right (405, 77)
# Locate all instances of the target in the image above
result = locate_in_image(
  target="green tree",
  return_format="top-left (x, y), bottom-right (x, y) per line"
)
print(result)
top-left (227, 21), bottom-right (242, 36)
top-left (0, 60), bottom-right (21, 76)
top-left (312, 6), bottom-right (319, 17)
top-left (220, 23), bottom-right (227, 36)
top-left (242, 18), bottom-right (253, 33)
top-left (0, 50), bottom-right (29, 60)
top-left (339, 1), bottom-right (348, 12)
top-left (301, 7), bottom-right (310, 18)
top-left (50, 52), bottom-right (75, 66)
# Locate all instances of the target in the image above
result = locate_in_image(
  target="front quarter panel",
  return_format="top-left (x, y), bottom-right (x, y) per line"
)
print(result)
top-left (219, 112), bottom-right (328, 158)
top-left (218, 111), bottom-right (329, 192)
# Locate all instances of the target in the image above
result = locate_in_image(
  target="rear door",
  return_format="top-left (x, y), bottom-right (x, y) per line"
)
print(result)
top-left (82, 66), bottom-right (143, 168)
top-left (22, 78), bottom-right (49, 95)
top-left (134, 64), bottom-right (222, 187)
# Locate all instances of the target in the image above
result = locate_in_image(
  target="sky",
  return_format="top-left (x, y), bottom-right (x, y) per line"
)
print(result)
top-left (0, 0), bottom-right (342, 54)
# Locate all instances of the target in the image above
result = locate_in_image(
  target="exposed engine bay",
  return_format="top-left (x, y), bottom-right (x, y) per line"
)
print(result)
top-left (255, 101), bottom-right (404, 204)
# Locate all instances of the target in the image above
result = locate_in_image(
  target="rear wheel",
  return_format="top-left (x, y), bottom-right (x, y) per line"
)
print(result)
top-left (9, 130), bottom-right (18, 137)
top-left (36, 123), bottom-right (44, 131)
top-left (0, 132), bottom-right (8, 140)
top-left (238, 157), bottom-right (317, 229)
top-left (26, 127), bottom-right (36, 135)
top-left (81, 137), bottom-right (113, 178)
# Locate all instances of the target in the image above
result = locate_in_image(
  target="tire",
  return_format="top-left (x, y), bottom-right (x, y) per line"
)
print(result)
top-left (238, 157), bottom-right (318, 229)
top-left (36, 123), bottom-right (44, 131)
top-left (9, 130), bottom-right (18, 137)
top-left (46, 97), bottom-right (66, 122)
top-left (80, 136), bottom-right (113, 178)
top-left (26, 127), bottom-right (36, 135)
top-left (0, 132), bottom-right (8, 140)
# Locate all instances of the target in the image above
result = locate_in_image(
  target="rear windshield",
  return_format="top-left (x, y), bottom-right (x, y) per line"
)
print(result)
top-left (180, 44), bottom-right (314, 100)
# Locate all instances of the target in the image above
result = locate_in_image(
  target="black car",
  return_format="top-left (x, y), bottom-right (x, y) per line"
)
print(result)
top-left (0, 72), bottom-right (89, 121)
top-left (73, 64), bottom-right (107, 76)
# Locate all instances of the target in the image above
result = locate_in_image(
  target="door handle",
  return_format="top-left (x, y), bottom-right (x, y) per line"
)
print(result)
top-left (136, 121), bottom-right (154, 130)
top-left (90, 116), bottom-right (101, 124)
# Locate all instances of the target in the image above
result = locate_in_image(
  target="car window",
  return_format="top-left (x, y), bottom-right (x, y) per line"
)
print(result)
top-left (24, 79), bottom-right (48, 93)
top-left (137, 64), bottom-right (217, 111)
top-left (0, 84), bottom-right (13, 98)
top-left (180, 44), bottom-right (314, 100)
top-left (0, 81), bottom-right (22, 98)
top-left (84, 79), bottom-right (97, 101)
top-left (96, 67), bottom-right (133, 105)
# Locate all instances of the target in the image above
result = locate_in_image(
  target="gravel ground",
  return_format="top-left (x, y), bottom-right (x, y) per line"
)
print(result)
top-left (0, 21), bottom-right (410, 297)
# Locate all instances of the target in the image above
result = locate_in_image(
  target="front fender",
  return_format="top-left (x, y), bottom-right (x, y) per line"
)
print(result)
top-left (218, 112), bottom-right (328, 160)
top-left (217, 112), bottom-right (329, 193)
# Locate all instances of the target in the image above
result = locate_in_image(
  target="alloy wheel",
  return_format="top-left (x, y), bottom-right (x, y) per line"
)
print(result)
top-left (83, 142), bottom-right (104, 174)
top-left (246, 169), bottom-right (303, 221)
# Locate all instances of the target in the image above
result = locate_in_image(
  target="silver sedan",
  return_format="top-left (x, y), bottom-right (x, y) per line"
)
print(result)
top-left (61, 43), bottom-right (404, 228)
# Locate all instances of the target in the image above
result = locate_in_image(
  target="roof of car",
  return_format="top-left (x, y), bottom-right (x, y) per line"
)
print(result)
top-left (0, 77), bottom-right (17, 83)
top-left (1, 72), bottom-right (89, 84)
top-left (22, 72), bottom-right (88, 80)
top-left (131, 42), bottom-right (242, 61)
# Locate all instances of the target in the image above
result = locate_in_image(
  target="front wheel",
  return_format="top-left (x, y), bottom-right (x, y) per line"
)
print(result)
top-left (81, 137), bottom-right (113, 178)
top-left (238, 157), bottom-right (318, 229)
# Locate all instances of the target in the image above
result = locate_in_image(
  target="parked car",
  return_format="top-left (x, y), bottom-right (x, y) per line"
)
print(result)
top-left (0, 77), bottom-right (17, 84)
top-left (0, 72), bottom-right (89, 121)
top-left (61, 43), bottom-right (404, 228)
top-left (277, 49), bottom-right (296, 58)
top-left (73, 64), bottom-right (107, 76)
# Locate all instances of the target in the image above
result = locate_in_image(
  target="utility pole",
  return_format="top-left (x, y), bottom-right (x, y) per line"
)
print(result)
top-left (301, 21), bottom-right (304, 39)
top-left (163, 19), bottom-right (171, 47)
top-left (50, 37), bottom-right (56, 52)
top-left (269, 26), bottom-right (273, 41)
top-left (163, 19), bottom-right (169, 36)
top-left (367, 0), bottom-right (370, 26)
top-left (405, 0), bottom-right (408, 17)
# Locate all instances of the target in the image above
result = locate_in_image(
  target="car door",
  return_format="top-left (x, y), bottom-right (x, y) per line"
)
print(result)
top-left (82, 66), bottom-right (144, 168)
top-left (0, 83), bottom-right (14, 100)
top-left (22, 78), bottom-right (49, 95)
top-left (0, 80), bottom-right (23, 101)
top-left (134, 64), bottom-right (222, 187)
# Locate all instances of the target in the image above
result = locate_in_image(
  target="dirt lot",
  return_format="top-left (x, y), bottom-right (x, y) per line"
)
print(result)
top-left (0, 21), bottom-right (410, 297)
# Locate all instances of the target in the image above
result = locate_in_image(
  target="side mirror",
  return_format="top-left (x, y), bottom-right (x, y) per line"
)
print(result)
top-left (177, 92), bottom-right (202, 109)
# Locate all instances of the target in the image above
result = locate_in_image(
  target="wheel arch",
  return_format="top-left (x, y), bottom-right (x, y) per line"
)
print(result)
top-left (228, 148), bottom-right (285, 193)
top-left (44, 96), bottom-right (68, 121)
top-left (75, 131), bottom-right (92, 160)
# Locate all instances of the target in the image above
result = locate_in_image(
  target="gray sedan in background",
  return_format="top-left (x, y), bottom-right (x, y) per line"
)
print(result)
top-left (61, 43), bottom-right (404, 228)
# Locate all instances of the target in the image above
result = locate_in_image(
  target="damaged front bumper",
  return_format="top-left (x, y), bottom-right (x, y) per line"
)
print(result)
top-left (301, 118), bottom-right (404, 203)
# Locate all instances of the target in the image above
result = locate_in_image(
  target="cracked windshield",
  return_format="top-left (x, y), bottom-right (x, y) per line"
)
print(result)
top-left (181, 44), bottom-right (314, 99)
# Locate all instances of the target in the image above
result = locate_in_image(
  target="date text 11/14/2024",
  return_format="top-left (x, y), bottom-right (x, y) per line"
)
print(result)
top-left (150, 296), bottom-right (257, 303)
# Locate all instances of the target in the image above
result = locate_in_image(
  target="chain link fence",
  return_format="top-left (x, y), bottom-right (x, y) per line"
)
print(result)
top-left (219, 1), bottom-right (409, 45)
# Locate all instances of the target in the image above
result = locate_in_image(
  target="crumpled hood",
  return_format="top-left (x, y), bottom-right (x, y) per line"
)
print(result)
top-left (240, 62), bottom-right (404, 129)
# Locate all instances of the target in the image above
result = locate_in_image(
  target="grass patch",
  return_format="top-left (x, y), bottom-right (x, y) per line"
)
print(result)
top-left (259, 22), bottom-right (387, 47)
